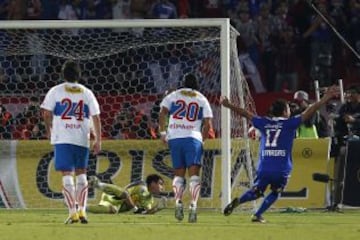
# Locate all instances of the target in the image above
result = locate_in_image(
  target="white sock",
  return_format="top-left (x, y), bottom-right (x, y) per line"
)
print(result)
top-left (172, 176), bottom-right (185, 205)
top-left (75, 174), bottom-right (88, 213)
top-left (189, 175), bottom-right (201, 209)
top-left (62, 175), bottom-right (76, 214)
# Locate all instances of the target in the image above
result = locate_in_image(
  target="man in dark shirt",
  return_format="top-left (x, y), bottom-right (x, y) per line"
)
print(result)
top-left (332, 84), bottom-right (360, 210)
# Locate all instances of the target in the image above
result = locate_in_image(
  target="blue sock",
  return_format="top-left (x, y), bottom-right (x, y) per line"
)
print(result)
top-left (238, 190), bottom-right (259, 204)
top-left (254, 191), bottom-right (279, 217)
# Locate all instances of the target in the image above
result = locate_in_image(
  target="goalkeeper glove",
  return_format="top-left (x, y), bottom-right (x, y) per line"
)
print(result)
top-left (133, 206), bottom-right (146, 214)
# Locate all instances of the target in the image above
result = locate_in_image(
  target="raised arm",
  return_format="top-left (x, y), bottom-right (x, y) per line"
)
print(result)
top-left (301, 85), bottom-right (339, 122)
top-left (220, 96), bottom-right (255, 120)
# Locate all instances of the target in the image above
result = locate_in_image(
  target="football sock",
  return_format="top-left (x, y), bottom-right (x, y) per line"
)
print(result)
top-left (62, 175), bottom-right (76, 214)
top-left (254, 191), bottom-right (279, 217)
top-left (172, 176), bottom-right (185, 205)
top-left (189, 175), bottom-right (201, 209)
top-left (75, 174), bottom-right (88, 213)
top-left (239, 189), bottom-right (259, 204)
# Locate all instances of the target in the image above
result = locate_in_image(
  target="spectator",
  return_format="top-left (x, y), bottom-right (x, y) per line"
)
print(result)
top-left (58, 0), bottom-right (84, 35)
top-left (273, 25), bottom-right (299, 92)
top-left (302, 1), bottom-right (334, 87)
top-left (111, 0), bottom-right (131, 21)
top-left (40, 0), bottom-right (60, 20)
top-left (7, 0), bottom-right (27, 20)
top-left (130, 0), bottom-right (150, 19)
top-left (334, 84), bottom-right (360, 146)
top-left (0, 103), bottom-right (14, 139)
top-left (0, 0), bottom-right (9, 19)
top-left (200, 0), bottom-right (224, 18)
top-left (237, 36), bottom-right (266, 93)
top-left (177, 0), bottom-right (190, 18)
top-left (291, 90), bottom-right (319, 138)
top-left (233, 7), bottom-right (261, 67)
top-left (149, 0), bottom-right (177, 19)
top-left (26, 0), bottom-right (42, 20)
top-left (332, 84), bottom-right (360, 210)
top-left (256, 2), bottom-right (277, 91)
top-left (84, 0), bottom-right (112, 19)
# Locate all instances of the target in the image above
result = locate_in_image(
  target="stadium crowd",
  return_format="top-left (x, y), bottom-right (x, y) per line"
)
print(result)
top-left (0, 0), bottom-right (359, 140)
top-left (0, 0), bottom-right (358, 90)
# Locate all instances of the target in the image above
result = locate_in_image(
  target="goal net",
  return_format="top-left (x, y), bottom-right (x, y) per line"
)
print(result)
top-left (0, 19), bottom-right (257, 210)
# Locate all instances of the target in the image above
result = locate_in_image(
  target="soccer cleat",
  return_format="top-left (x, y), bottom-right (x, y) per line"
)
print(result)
top-left (223, 198), bottom-right (240, 216)
top-left (188, 205), bottom-right (197, 223)
top-left (174, 201), bottom-right (184, 221)
top-left (64, 213), bottom-right (79, 224)
top-left (78, 210), bottom-right (88, 224)
top-left (251, 215), bottom-right (266, 223)
top-left (88, 176), bottom-right (100, 188)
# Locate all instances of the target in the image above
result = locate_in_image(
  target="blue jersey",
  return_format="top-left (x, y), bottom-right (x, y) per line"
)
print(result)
top-left (252, 115), bottom-right (302, 175)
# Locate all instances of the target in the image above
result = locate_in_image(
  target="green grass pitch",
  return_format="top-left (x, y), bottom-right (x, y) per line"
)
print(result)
top-left (0, 208), bottom-right (359, 240)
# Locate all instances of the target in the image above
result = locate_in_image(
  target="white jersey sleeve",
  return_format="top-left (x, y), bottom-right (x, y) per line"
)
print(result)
top-left (41, 82), bottom-right (100, 147)
top-left (160, 88), bottom-right (213, 142)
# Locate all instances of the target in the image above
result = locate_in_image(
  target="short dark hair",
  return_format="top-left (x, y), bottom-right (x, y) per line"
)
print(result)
top-left (183, 73), bottom-right (199, 90)
top-left (146, 174), bottom-right (163, 187)
top-left (62, 61), bottom-right (81, 82)
top-left (269, 99), bottom-right (288, 117)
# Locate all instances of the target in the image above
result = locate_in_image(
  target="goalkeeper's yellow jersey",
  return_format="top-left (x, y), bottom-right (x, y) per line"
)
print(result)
top-left (99, 181), bottom-right (155, 213)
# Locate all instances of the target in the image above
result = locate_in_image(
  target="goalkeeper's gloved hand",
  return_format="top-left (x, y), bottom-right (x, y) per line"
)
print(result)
top-left (133, 206), bottom-right (146, 214)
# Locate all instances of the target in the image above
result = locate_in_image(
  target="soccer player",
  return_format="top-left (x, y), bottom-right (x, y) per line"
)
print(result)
top-left (41, 61), bottom-right (102, 224)
top-left (87, 174), bottom-right (166, 214)
top-left (158, 73), bottom-right (213, 223)
top-left (220, 85), bottom-right (339, 223)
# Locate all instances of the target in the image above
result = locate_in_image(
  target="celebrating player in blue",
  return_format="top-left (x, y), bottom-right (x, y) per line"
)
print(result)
top-left (220, 85), bottom-right (339, 223)
top-left (158, 73), bottom-right (213, 223)
top-left (41, 61), bottom-right (102, 224)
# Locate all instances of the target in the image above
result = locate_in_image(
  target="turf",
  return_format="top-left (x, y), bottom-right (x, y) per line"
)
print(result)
top-left (0, 208), bottom-right (359, 240)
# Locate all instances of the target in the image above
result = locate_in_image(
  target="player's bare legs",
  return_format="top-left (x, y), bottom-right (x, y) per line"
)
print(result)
top-left (173, 168), bottom-right (186, 221)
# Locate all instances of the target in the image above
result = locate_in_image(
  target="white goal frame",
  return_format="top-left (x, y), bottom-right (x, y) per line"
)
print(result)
top-left (0, 19), bottom-right (249, 210)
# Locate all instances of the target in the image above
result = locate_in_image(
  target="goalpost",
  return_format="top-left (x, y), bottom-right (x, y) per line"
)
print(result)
top-left (0, 19), bottom-right (257, 210)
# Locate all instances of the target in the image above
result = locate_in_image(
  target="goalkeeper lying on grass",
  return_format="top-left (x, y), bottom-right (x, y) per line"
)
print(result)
top-left (87, 174), bottom-right (167, 214)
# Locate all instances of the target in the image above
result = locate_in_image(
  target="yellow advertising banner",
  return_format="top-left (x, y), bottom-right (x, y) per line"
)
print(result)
top-left (12, 138), bottom-right (330, 209)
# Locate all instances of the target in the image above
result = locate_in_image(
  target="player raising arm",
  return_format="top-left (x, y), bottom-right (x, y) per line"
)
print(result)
top-left (41, 61), bottom-right (102, 224)
top-left (158, 73), bottom-right (213, 223)
top-left (220, 85), bottom-right (339, 223)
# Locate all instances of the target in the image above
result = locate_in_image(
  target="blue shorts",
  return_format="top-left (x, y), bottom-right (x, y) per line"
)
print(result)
top-left (168, 137), bottom-right (203, 169)
top-left (253, 171), bottom-right (289, 193)
top-left (54, 144), bottom-right (89, 171)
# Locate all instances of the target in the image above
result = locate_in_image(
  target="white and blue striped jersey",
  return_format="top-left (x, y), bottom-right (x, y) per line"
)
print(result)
top-left (41, 82), bottom-right (100, 148)
top-left (160, 88), bottom-right (213, 142)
